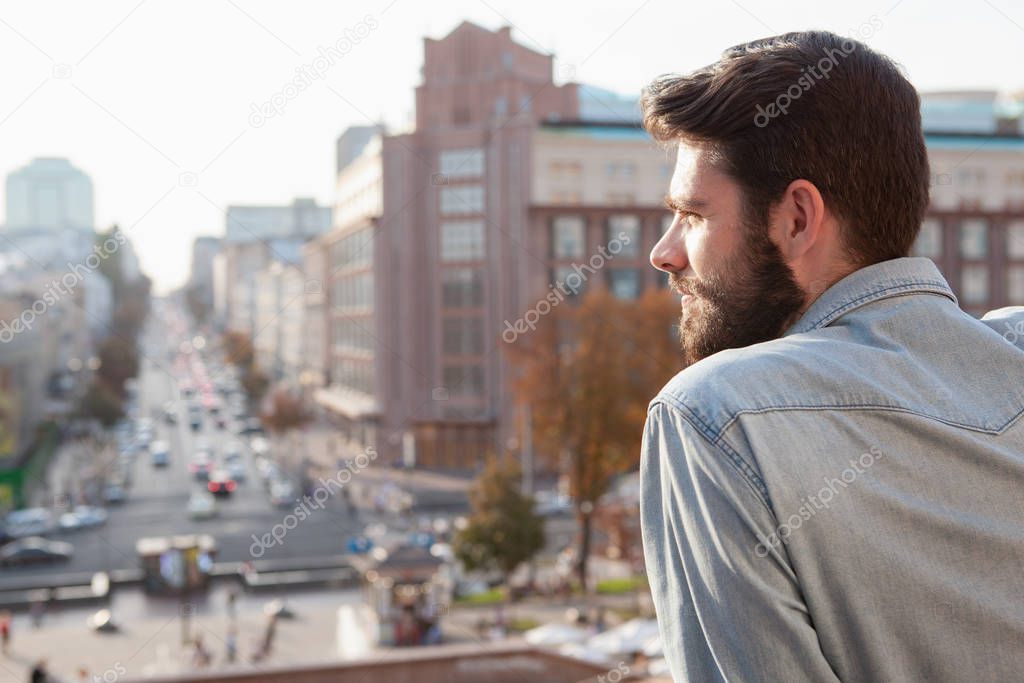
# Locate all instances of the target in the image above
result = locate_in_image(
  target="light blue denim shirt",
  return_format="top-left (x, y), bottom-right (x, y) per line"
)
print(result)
top-left (640, 257), bottom-right (1024, 682)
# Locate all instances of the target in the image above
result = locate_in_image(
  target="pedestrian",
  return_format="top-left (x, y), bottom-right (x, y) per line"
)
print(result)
top-left (225, 626), bottom-right (238, 664)
top-left (29, 659), bottom-right (47, 683)
top-left (190, 636), bottom-right (211, 668)
top-left (0, 610), bottom-right (11, 653)
top-left (226, 589), bottom-right (237, 623)
top-left (639, 29), bottom-right (1024, 683)
top-left (30, 601), bottom-right (43, 628)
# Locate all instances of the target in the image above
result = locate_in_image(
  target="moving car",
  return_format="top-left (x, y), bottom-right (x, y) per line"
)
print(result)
top-left (189, 449), bottom-right (213, 480)
top-left (0, 537), bottom-right (73, 566)
top-left (207, 470), bottom-right (237, 496)
top-left (226, 459), bottom-right (246, 483)
top-left (250, 436), bottom-right (270, 456)
top-left (269, 479), bottom-right (296, 508)
top-left (58, 506), bottom-right (108, 532)
top-left (187, 492), bottom-right (217, 520)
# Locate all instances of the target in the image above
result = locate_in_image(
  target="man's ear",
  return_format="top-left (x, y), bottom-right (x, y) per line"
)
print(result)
top-left (771, 179), bottom-right (827, 261)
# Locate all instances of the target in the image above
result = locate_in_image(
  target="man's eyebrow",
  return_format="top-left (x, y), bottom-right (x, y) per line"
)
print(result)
top-left (663, 194), bottom-right (708, 214)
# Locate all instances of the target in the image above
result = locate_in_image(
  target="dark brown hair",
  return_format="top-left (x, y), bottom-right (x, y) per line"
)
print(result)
top-left (642, 30), bottom-right (929, 267)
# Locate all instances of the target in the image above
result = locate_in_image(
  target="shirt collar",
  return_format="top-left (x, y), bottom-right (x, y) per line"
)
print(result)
top-left (784, 257), bottom-right (958, 336)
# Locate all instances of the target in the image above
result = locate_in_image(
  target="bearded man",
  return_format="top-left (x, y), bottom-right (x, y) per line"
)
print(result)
top-left (640, 30), bottom-right (1024, 682)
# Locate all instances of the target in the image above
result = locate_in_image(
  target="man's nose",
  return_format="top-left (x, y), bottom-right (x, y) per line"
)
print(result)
top-left (650, 221), bottom-right (687, 273)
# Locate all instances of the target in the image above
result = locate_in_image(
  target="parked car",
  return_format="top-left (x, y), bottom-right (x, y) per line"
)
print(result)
top-left (58, 506), bottom-right (108, 532)
top-left (3, 508), bottom-right (55, 538)
top-left (207, 471), bottom-right (237, 496)
top-left (102, 482), bottom-right (127, 504)
top-left (237, 418), bottom-right (264, 436)
top-left (0, 537), bottom-right (73, 566)
top-left (187, 492), bottom-right (217, 520)
top-left (534, 490), bottom-right (573, 517)
top-left (150, 440), bottom-right (170, 467)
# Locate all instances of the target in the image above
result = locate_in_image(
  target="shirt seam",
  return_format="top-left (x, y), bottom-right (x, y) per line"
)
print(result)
top-left (715, 402), bottom-right (1024, 437)
top-left (800, 280), bottom-right (952, 332)
top-left (649, 400), bottom-right (774, 511)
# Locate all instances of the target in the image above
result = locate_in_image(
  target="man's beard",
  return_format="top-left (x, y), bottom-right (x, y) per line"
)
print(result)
top-left (671, 226), bottom-right (807, 368)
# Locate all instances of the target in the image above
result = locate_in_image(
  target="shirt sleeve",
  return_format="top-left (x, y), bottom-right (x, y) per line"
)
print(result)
top-left (640, 401), bottom-right (841, 683)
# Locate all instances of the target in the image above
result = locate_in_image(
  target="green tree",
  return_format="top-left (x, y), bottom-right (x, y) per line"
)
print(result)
top-left (454, 456), bottom-right (545, 586)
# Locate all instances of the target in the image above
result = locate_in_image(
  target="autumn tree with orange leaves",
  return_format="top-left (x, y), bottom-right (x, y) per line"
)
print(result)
top-left (505, 286), bottom-right (680, 590)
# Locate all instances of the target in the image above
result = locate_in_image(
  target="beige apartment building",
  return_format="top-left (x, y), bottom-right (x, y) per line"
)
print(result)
top-left (309, 21), bottom-right (669, 469)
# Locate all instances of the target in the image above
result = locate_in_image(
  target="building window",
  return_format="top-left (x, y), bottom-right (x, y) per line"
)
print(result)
top-left (333, 271), bottom-right (374, 311)
top-left (1008, 266), bottom-right (1024, 305)
top-left (442, 364), bottom-right (484, 398)
top-left (439, 149), bottom-right (484, 179)
top-left (441, 221), bottom-right (485, 262)
top-left (605, 162), bottom-right (636, 179)
top-left (607, 215), bottom-right (641, 257)
top-left (551, 265), bottom-right (585, 297)
top-left (550, 190), bottom-right (581, 205)
top-left (494, 96), bottom-right (507, 117)
top-left (550, 160), bottom-right (581, 178)
top-left (606, 192), bottom-right (636, 205)
top-left (1007, 221), bottom-right (1024, 260)
top-left (913, 219), bottom-right (942, 258)
top-left (442, 268), bottom-right (484, 308)
top-left (960, 265), bottom-right (989, 304)
top-left (608, 268), bottom-right (641, 299)
top-left (331, 228), bottom-right (374, 271)
top-left (552, 215), bottom-right (585, 259)
top-left (959, 219), bottom-right (988, 259)
top-left (442, 317), bottom-right (484, 355)
top-left (440, 186), bottom-right (484, 215)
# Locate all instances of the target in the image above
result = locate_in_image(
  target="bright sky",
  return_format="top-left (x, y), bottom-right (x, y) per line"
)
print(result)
top-left (1, 0), bottom-right (1021, 292)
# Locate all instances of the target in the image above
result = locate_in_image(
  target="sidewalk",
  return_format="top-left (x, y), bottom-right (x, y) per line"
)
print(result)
top-left (0, 582), bottom-right (657, 683)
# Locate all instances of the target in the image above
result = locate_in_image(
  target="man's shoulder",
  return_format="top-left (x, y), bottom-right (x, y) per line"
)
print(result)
top-left (981, 306), bottom-right (1024, 351)
top-left (651, 331), bottom-right (849, 441)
